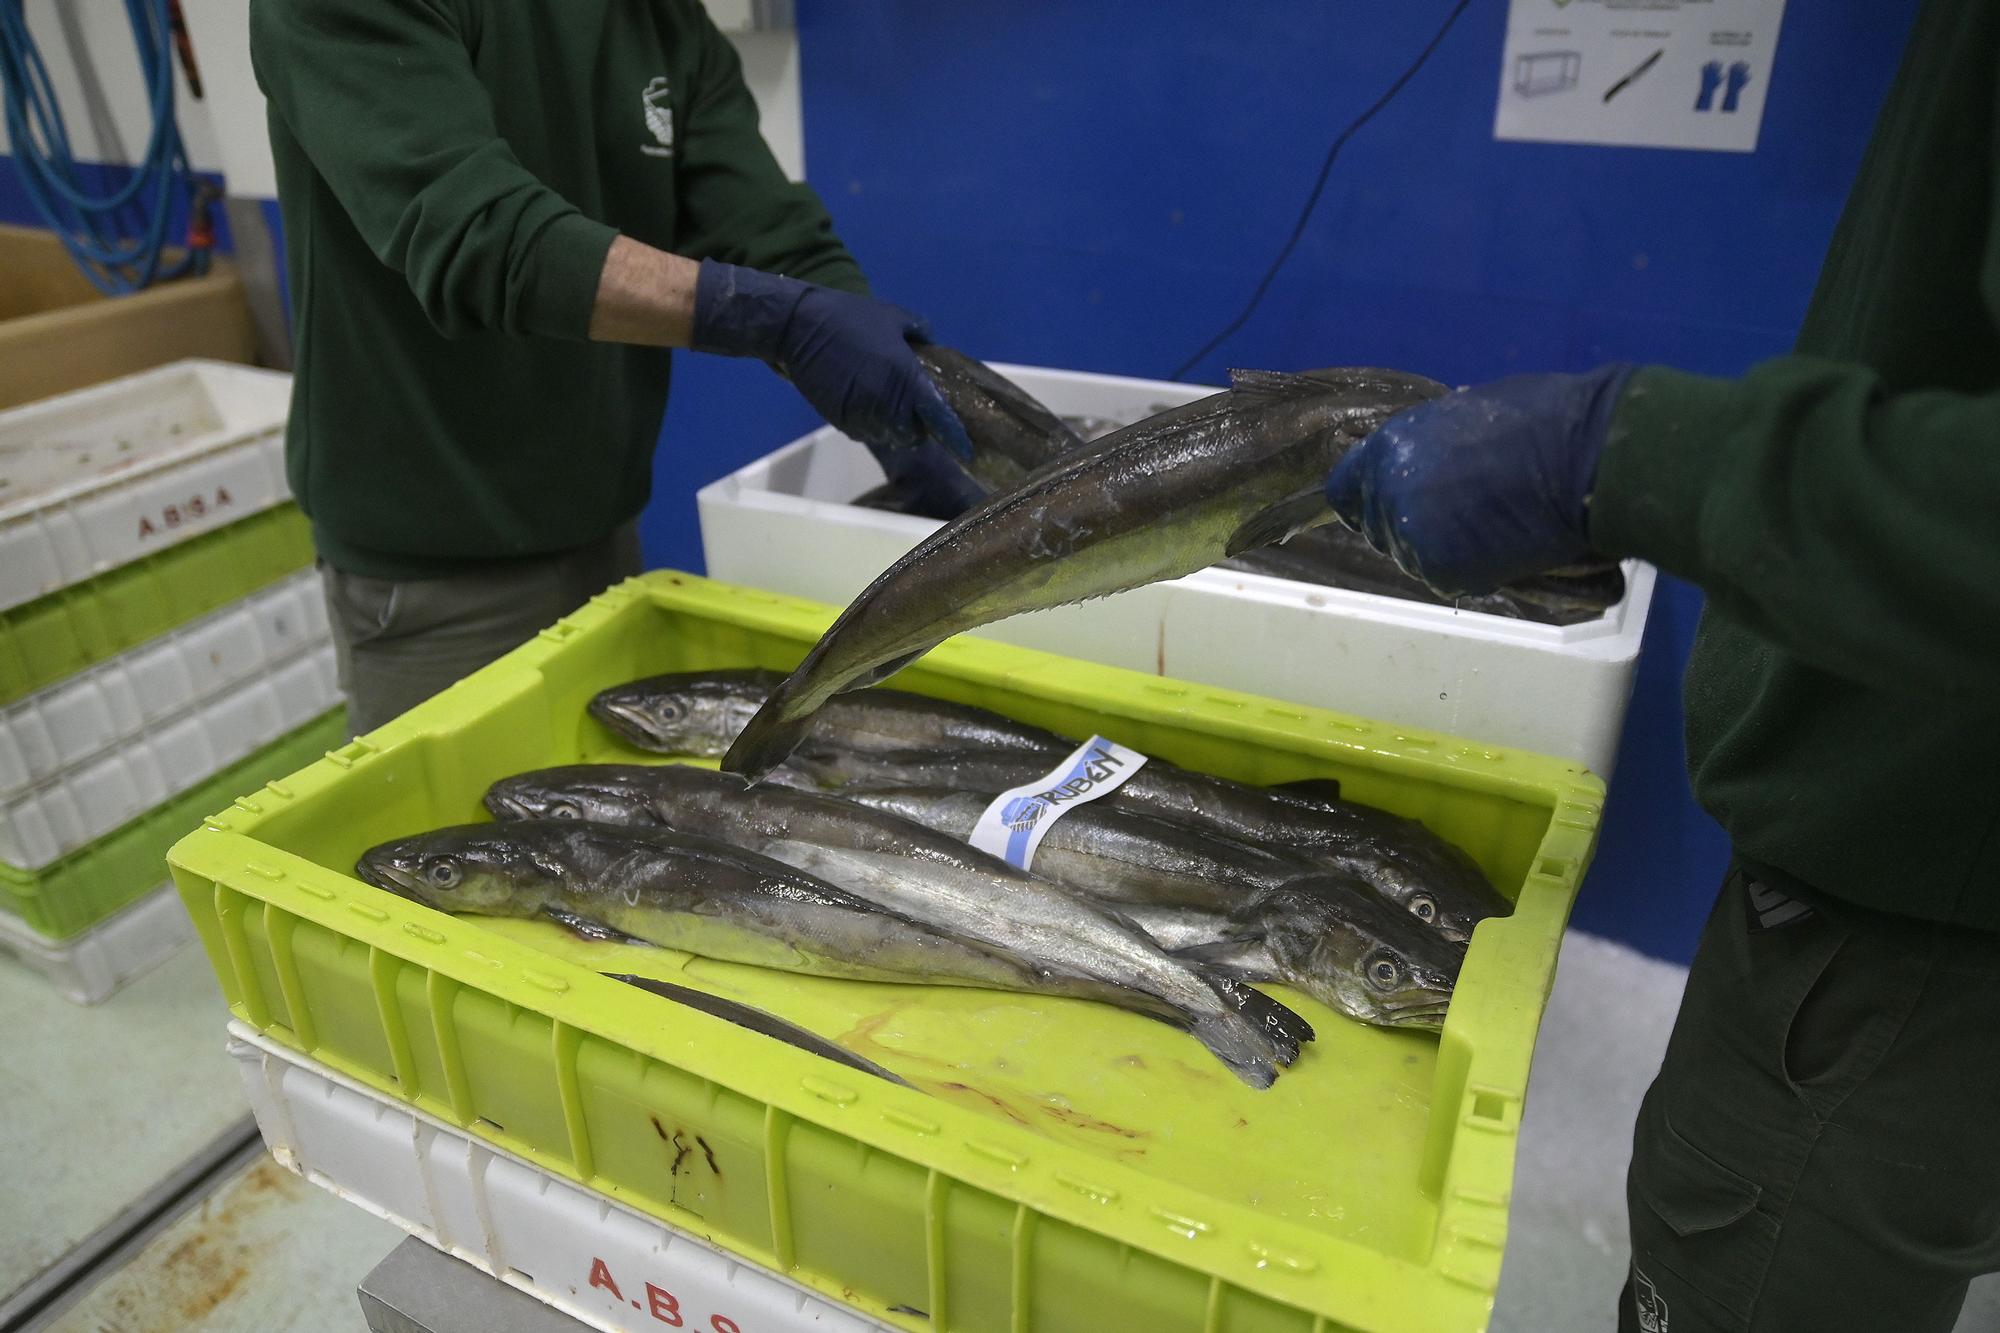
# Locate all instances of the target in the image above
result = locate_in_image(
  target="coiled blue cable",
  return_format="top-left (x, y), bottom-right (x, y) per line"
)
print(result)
top-left (0, 0), bottom-right (210, 295)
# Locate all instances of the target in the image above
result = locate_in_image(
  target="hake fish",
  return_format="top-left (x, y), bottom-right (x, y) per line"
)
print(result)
top-left (484, 766), bottom-right (1315, 1086)
top-left (719, 366), bottom-right (1449, 780)
top-left (914, 344), bottom-right (1082, 492)
top-left (591, 669), bottom-right (1073, 762)
top-left (1120, 888), bottom-right (1462, 1031)
top-left (591, 671), bottom-right (1347, 815)
top-left (356, 820), bottom-right (1049, 992)
top-left (785, 745), bottom-right (1505, 944)
top-left (588, 671), bottom-right (1497, 940)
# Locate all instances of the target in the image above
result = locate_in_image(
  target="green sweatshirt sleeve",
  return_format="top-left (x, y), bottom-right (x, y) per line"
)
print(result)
top-left (1591, 360), bottom-right (2000, 700)
top-left (250, 0), bottom-right (616, 339)
top-left (668, 2), bottom-right (868, 295)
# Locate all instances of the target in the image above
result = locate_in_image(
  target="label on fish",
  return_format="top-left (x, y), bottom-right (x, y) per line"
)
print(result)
top-left (969, 735), bottom-right (1149, 870)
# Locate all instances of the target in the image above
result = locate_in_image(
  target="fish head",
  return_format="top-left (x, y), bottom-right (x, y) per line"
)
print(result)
top-left (484, 765), bottom-right (678, 826)
top-left (1264, 883), bottom-right (1461, 1030)
top-left (588, 670), bottom-right (777, 754)
top-left (1320, 813), bottom-right (1508, 944)
top-left (354, 823), bottom-right (572, 913)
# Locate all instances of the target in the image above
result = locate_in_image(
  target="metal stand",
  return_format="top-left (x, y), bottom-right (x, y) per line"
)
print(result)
top-left (359, 1238), bottom-right (593, 1333)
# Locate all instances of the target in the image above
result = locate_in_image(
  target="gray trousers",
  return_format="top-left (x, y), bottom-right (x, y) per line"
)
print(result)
top-left (319, 525), bottom-right (644, 736)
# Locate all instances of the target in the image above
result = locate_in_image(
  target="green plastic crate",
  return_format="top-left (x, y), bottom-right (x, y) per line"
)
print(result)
top-left (0, 503), bottom-right (314, 709)
top-left (5, 709), bottom-right (345, 940)
top-left (167, 574), bottom-right (1604, 1333)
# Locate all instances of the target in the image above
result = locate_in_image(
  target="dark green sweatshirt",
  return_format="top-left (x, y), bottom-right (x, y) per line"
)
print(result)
top-left (1592, 0), bottom-right (2000, 929)
top-left (251, 0), bottom-right (865, 578)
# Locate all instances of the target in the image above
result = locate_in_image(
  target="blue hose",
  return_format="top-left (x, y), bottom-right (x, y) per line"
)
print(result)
top-left (0, 0), bottom-right (211, 295)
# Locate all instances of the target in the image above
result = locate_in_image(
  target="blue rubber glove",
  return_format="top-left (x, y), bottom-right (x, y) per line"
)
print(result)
top-left (690, 259), bottom-right (982, 515)
top-left (1324, 365), bottom-right (1636, 596)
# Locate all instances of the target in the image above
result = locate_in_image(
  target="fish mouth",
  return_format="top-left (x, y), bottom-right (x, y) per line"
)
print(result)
top-left (354, 856), bottom-right (422, 897)
top-left (484, 791), bottom-right (539, 821)
top-left (589, 696), bottom-right (652, 742)
top-left (1380, 998), bottom-right (1452, 1030)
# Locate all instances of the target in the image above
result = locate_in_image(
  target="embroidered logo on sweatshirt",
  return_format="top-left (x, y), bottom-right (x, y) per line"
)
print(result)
top-left (641, 76), bottom-right (674, 158)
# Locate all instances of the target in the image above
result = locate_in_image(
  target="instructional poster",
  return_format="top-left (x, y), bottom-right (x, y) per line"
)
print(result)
top-left (1494, 0), bottom-right (1787, 153)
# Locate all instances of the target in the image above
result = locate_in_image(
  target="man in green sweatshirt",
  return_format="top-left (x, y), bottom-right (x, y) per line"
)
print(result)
top-left (252, 0), bottom-right (980, 734)
top-left (1330, 2), bottom-right (2000, 1328)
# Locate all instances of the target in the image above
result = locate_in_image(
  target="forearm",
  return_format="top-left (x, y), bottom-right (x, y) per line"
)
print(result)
top-left (1591, 360), bottom-right (2000, 698)
top-left (587, 236), bottom-right (699, 347)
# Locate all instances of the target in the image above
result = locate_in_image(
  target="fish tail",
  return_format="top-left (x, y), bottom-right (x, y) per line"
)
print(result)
top-left (1184, 1002), bottom-right (1282, 1090)
top-left (1211, 975), bottom-right (1315, 1066)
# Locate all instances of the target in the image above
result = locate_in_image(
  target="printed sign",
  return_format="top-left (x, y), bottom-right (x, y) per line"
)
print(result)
top-left (968, 736), bottom-right (1148, 870)
top-left (1495, 0), bottom-right (1787, 153)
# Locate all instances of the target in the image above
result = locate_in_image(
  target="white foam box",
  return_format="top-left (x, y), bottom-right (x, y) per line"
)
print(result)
top-left (697, 364), bottom-right (1656, 777)
top-left (228, 1023), bottom-right (889, 1333)
top-left (0, 359), bottom-right (293, 613)
top-left (0, 642), bottom-right (338, 868)
top-left (0, 880), bottom-right (193, 1004)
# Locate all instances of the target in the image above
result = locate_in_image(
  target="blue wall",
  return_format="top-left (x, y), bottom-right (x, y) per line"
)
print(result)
top-left (649, 0), bottom-right (1918, 963)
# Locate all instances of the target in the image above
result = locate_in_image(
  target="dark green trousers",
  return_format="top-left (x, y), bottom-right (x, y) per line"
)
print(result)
top-left (1621, 866), bottom-right (2000, 1332)
top-left (319, 525), bottom-right (644, 736)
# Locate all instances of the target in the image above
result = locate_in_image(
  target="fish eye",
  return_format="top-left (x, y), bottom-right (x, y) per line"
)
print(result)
top-left (549, 800), bottom-right (580, 820)
top-left (1366, 954), bottom-right (1401, 990)
top-left (656, 701), bottom-right (684, 723)
top-left (1410, 895), bottom-right (1437, 923)
top-left (426, 858), bottom-right (461, 888)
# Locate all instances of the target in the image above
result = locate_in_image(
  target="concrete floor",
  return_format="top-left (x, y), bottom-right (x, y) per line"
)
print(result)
top-left (3, 929), bottom-right (1995, 1331)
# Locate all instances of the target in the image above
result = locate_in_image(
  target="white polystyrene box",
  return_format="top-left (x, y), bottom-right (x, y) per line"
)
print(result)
top-left (227, 1024), bottom-right (889, 1333)
top-left (0, 882), bottom-right (193, 1004)
top-left (697, 363), bottom-right (1655, 778)
top-left (0, 642), bottom-right (339, 868)
top-left (0, 359), bottom-right (294, 612)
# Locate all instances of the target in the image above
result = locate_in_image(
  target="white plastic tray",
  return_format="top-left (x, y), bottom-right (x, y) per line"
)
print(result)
top-left (698, 363), bottom-right (1655, 776)
top-left (0, 359), bottom-right (293, 613)
top-left (228, 1023), bottom-right (888, 1333)
top-left (0, 642), bottom-right (338, 869)
top-left (0, 568), bottom-right (327, 796)
top-left (0, 881), bottom-right (193, 1004)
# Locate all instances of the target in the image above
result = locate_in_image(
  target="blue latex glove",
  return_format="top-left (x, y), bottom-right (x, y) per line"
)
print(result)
top-left (690, 259), bottom-right (982, 515)
top-left (1324, 365), bottom-right (1635, 596)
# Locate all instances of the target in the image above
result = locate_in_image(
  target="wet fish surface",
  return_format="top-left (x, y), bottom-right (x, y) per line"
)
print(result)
top-left (720, 366), bottom-right (1449, 780)
top-left (914, 344), bottom-right (1082, 492)
top-left (483, 767), bottom-right (1315, 1086)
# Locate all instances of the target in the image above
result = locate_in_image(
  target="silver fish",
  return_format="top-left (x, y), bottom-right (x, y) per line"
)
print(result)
top-left (1224, 523), bottom-right (1623, 627)
top-left (785, 746), bottom-right (1506, 944)
top-left (591, 669), bottom-right (1069, 760)
top-left (590, 671), bottom-right (1347, 814)
top-left (1121, 887), bottom-right (1461, 1030)
top-left (720, 366), bottom-right (1449, 780)
top-left (914, 344), bottom-right (1082, 492)
top-left (356, 821), bottom-right (1046, 992)
top-left (484, 767), bottom-right (1315, 1087)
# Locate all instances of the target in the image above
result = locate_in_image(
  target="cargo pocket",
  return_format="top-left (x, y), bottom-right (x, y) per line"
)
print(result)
top-left (1630, 1105), bottom-right (1773, 1322)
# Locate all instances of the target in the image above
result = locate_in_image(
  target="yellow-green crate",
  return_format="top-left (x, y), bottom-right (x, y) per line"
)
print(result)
top-left (167, 573), bottom-right (1603, 1333)
top-left (4, 709), bottom-right (346, 940)
top-left (0, 503), bottom-right (314, 709)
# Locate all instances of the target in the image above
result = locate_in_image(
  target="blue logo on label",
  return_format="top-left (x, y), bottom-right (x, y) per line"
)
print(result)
top-left (1001, 796), bottom-right (1045, 834)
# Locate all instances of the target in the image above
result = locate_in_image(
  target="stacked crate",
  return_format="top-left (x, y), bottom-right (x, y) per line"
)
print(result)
top-left (0, 361), bottom-right (345, 1002)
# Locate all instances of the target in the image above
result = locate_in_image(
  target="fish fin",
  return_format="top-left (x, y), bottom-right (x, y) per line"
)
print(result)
top-left (1268, 777), bottom-right (1344, 806)
top-left (542, 906), bottom-right (647, 945)
top-left (1168, 933), bottom-right (1276, 977)
top-left (604, 973), bottom-right (915, 1088)
top-left (843, 647), bottom-right (931, 692)
top-left (1185, 1005), bottom-right (1281, 1089)
top-left (1224, 492), bottom-right (1333, 558)
top-left (1213, 976), bottom-right (1316, 1066)
top-left (1226, 368), bottom-right (1339, 398)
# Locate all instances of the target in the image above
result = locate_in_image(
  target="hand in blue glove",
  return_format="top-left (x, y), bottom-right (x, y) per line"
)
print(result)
top-left (1324, 365), bottom-right (1635, 596)
top-left (690, 259), bottom-right (981, 516)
